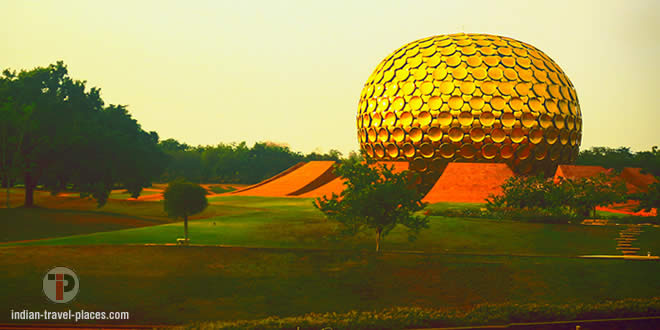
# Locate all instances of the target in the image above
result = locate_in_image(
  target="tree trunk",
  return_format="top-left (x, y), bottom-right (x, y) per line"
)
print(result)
top-left (376, 228), bottom-right (382, 253)
top-left (184, 214), bottom-right (189, 242)
top-left (5, 173), bottom-right (9, 208)
top-left (24, 172), bottom-right (34, 208)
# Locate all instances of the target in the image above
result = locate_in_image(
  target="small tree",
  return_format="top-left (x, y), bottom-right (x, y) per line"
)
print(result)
top-left (163, 181), bottom-right (208, 242)
top-left (314, 160), bottom-right (429, 252)
top-left (567, 173), bottom-right (627, 218)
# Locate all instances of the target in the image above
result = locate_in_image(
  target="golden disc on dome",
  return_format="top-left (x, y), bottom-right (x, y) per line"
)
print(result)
top-left (484, 56), bottom-right (500, 67)
top-left (439, 81), bottom-right (455, 94)
top-left (460, 81), bottom-right (476, 94)
top-left (392, 127), bottom-right (405, 142)
top-left (420, 143), bottom-right (435, 158)
top-left (418, 111), bottom-right (433, 126)
top-left (539, 113), bottom-right (553, 128)
top-left (470, 96), bottom-right (485, 110)
top-left (470, 127), bottom-right (486, 142)
top-left (529, 128), bottom-right (544, 144)
top-left (391, 96), bottom-right (405, 111)
top-left (409, 127), bottom-right (423, 142)
top-left (364, 144), bottom-right (374, 157)
top-left (501, 57), bottom-right (516, 68)
top-left (409, 96), bottom-right (423, 110)
top-left (428, 96), bottom-right (443, 110)
top-left (420, 81), bottom-right (434, 95)
top-left (498, 82), bottom-right (515, 96)
top-left (488, 67), bottom-right (503, 80)
top-left (459, 144), bottom-right (477, 159)
top-left (437, 112), bottom-right (453, 126)
top-left (401, 81), bottom-right (416, 95)
top-left (500, 144), bottom-right (514, 159)
top-left (384, 111), bottom-right (397, 126)
top-left (446, 54), bottom-right (462, 67)
top-left (452, 66), bottom-right (468, 80)
top-left (467, 55), bottom-right (483, 67)
top-left (426, 54), bottom-right (442, 67)
top-left (501, 112), bottom-right (516, 127)
top-left (521, 112), bottom-right (536, 127)
top-left (458, 111), bottom-right (474, 126)
top-left (378, 127), bottom-right (390, 142)
top-left (448, 95), bottom-right (464, 109)
top-left (399, 111), bottom-right (414, 126)
top-left (515, 82), bottom-right (531, 96)
top-left (428, 126), bottom-right (443, 141)
top-left (402, 143), bottom-right (416, 158)
top-left (491, 127), bottom-right (506, 143)
top-left (413, 68), bottom-right (427, 80)
top-left (439, 143), bottom-right (456, 158)
top-left (479, 111), bottom-right (496, 126)
top-left (448, 127), bottom-right (464, 142)
top-left (472, 67), bottom-right (488, 80)
top-left (482, 144), bottom-right (498, 159)
top-left (386, 143), bottom-right (400, 158)
top-left (511, 127), bottom-right (525, 143)
top-left (491, 96), bottom-right (506, 110)
top-left (510, 97), bottom-right (524, 111)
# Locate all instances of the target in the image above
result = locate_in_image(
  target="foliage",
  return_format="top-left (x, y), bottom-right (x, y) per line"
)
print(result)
top-left (314, 159), bottom-right (429, 252)
top-left (158, 139), bottom-right (345, 184)
top-left (0, 62), bottom-right (166, 207)
top-left (486, 173), bottom-right (627, 222)
top-left (577, 146), bottom-right (660, 176)
top-left (163, 181), bottom-right (208, 219)
top-left (630, 182), bottom-right (660, 218)
top-left (181, 297), bottom-right (660, 330)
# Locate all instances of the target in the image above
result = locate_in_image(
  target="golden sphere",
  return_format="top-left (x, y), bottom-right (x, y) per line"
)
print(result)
top-left (357, 33), bottom-right (582, 175)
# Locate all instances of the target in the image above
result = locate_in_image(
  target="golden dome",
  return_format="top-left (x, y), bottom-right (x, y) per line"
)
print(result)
top-left (357, 33), bottom-right (582, 175)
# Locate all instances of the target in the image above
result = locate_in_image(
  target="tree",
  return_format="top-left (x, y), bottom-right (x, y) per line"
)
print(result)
top-left (163, 181), bottom-right (208, 243)
top-left (314, 160), bottom-right (429, 252)
top-left (0, 62), bottom-right (165, 207)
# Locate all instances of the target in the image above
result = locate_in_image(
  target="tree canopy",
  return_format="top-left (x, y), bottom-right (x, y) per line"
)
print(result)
top-left (163, 181), bottom-right (209, 242)
top-left (314, 159), bottom-right (429, 252)
top-left (0, 62), bottom-right (166, 207)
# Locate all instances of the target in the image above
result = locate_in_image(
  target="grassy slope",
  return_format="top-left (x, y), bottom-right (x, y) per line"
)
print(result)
top-left (0, 245), bottom-right (658, 325)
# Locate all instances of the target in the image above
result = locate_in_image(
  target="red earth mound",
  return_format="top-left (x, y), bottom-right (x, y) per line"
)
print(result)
top-left (423, 163), bottom-right (515, 204)
top-left (232, 161), bottom-right (337, 197)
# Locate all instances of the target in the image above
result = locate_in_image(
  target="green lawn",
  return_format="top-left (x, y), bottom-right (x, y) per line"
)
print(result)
top-left (1, 245), bottom-right (659, 325)
top-left (1, 191), bottom-right (659, 326)
top-left (4, 195), bottom-right (626, 257)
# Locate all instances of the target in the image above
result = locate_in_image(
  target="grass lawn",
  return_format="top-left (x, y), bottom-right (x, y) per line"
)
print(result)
top-left (3, 195), bottom-right (626, 257)
top-left (1, 189), bottom-right (659, 326)
top-left (1, 245), bottom-right (659, 325)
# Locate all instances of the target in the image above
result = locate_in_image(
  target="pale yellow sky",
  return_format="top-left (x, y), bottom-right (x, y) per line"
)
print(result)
top-left (1, 0), bottom-right (658, 155)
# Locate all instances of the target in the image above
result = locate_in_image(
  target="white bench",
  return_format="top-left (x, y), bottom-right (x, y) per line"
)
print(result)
top-left (176, 238), bottom-right (189, 245)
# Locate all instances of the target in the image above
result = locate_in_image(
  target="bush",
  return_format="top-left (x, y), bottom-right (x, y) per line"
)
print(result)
top-left (178, 297), bottom-right (660, 329)
top-left (485, 173), bottom-right (627, 222)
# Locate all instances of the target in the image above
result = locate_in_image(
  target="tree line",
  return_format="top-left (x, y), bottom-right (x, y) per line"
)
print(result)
top-left (576, 146), bottom-right (660, 177)
top-left (158, 139), bottom-right (343, 184)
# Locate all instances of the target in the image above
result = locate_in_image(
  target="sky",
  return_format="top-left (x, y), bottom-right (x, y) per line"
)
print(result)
top-left (1, 0), bottom-right (658, 156)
